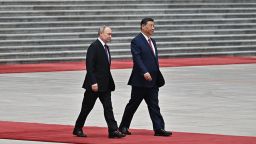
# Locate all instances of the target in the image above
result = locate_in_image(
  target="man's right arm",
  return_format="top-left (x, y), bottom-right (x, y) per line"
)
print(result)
top-left (131, 39), bottom-right (152, 81)
top-left (86, 45), bottom-right (97, 87)
top-left (131, 39), bottom-right (147, 74)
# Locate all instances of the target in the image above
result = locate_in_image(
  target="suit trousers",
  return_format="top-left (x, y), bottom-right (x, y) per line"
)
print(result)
top-left (119, 86), bottom-right (165, 130)
top-left (74, 90), bottom-right (118, 133)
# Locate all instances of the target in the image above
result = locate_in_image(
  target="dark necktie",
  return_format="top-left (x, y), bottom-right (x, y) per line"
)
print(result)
top-left (104, 44), bottom-right (110, 62)
top-left (148, 38), bottom-right (155, 55)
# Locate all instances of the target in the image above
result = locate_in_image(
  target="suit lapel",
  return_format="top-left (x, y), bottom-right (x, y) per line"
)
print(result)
top-left (139, 34), bottom-right (159, 65)
top-left (140, 33), bottom-right (157, 59)
top-left (96, 39), bottom-right (111, 66)
top-left (139, 33), bottom-right (156, 58)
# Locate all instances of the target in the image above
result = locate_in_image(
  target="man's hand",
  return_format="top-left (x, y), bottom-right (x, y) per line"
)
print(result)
top-left (91, 83), bottom-right (98, 92)
top-left (144, 72), bottom-right (152, 81)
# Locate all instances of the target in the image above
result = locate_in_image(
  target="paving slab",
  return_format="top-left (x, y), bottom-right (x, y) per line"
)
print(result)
top-left (0, 64), bottom-right (255, 143)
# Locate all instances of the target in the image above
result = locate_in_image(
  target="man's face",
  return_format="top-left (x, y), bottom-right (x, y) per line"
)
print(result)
top-left (142, 21), bottom-right (155, 37)
top-left (100, 27), bottom-right (112, 43)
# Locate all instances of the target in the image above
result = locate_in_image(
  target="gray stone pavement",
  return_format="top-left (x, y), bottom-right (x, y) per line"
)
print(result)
top-left (0, 64), bottom-right (256, 143)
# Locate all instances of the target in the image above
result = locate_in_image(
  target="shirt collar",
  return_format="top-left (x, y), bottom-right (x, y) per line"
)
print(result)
top-left (98, 37), bottom-right (106, 47)
top-left (141, 32), bottom-right (150, 41)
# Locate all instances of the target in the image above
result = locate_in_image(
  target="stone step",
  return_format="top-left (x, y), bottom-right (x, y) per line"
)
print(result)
top-left (1, 19), bottom-right (256, 28)
top-left (112, 40), bottom-right (256, 48)
top-left (2, 25), bottom-right (256, 34)
top-left (0, 44), bottom-right (86, 53)
top-left (1, 34), bottom-right (256, 46)
top-left (1, 46), bottom-right (255, 59)
top-left (163, 39), bottom-right (256, 47)
top-left (1, 46), bottom-right (256, 63)
top-left (0, 56), bottom-right (127, 64)
top-left (1, 50), bottom-right (255, 64)
top-left (158, 45), bottom-right (256, 53)
top-left (0, 57), bottom-right (84, 64)
top-left (0, 29), bottom-right (256, 40)
top-left (2, 8), bottom-right (256, 16)
top-left (7, 5), bottom-right (256, 11)
top-left (1, 29), bottom-right (256, 37)
top-left (2, 14), bottom-right (256, 23)
top-left (2, 31), bottom-right (256, 40)
top-left (0, 0), bottom-right (255, 64)
top-left (1, 43), bottom-right (255, 53)
top-left (1, 0), bottom-right (256, 5)
top-left (0, 51), bottom-right (85, 59)
top-left (1, 39), bottom-right (256, 52)
top-left (154, 34), bottom-right (256, 42)
top-left (159, 50), bottom-right (256, 58)
top-left (2, 49), bottom-right (255, 64)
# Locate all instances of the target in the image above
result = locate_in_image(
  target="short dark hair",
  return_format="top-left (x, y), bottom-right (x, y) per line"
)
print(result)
top-left (140, 17), bottom-right (154, 30)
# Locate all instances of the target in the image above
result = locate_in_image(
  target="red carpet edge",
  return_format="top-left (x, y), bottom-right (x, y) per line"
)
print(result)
top-left (0, 121), bottom-right (255, 144)
top-left (0, 56), bottom-right (256, 74)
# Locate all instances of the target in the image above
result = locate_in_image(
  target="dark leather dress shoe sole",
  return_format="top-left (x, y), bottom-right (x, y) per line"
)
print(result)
top-left (120, 127), bottom-right (131, 135)
top-left (73, 129), bottom-right (87, 137)
top-left (154, 129), bottom-right (172, 137)
top-left (109, 130), bottom-right (126, 138)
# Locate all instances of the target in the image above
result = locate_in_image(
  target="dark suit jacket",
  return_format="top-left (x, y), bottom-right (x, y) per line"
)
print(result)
top-left (128, 33), bottom-right (165, 88)
top-left (82, 39), bottom-right (115, 92)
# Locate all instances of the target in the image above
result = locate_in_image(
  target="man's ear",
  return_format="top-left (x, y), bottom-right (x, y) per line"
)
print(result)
top-left (141, 24), bottom-right (146, 29)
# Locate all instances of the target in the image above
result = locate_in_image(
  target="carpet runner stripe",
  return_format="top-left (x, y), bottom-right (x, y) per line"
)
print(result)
top-left (0, 57), bottom-right (256, 74)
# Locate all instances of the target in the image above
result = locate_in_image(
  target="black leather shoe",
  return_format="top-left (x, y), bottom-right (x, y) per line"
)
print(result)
top-left (119, 127), bottom-right (131, 135)
top-left (108, 130), bottom-right (126, 138)
top-left (154, 129), bottom-right (172, 136)
top-left (73, 128), bottom-right (87, 137)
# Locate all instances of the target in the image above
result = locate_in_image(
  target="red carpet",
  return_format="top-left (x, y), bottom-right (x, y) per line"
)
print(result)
top-left (0, 121), bottom-right (255, 144)
top-left (0, 56), bottom-right (256, 74)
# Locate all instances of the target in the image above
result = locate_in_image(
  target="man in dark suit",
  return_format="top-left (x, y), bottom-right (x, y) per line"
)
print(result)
top-left (73, 26), bottom-right (125, 138)
top-left (119, 18), bottom-right (172, 136)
